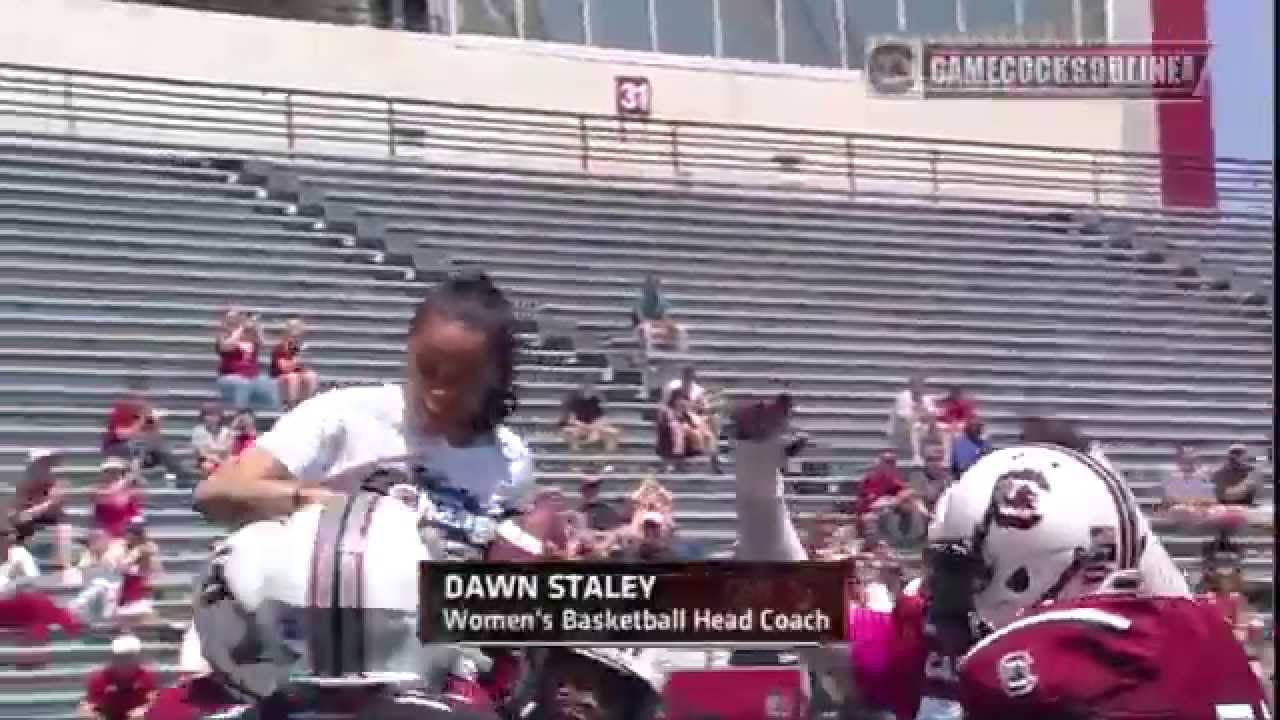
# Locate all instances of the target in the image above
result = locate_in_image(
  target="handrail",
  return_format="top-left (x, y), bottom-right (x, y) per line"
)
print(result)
top-left (0, 62), bottom-right (1272, 212)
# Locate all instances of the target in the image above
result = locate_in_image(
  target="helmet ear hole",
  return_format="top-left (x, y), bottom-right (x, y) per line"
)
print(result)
top-left (1005, 567), bottom-right (1030, 593)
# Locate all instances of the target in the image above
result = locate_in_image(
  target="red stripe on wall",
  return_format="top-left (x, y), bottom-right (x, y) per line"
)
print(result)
top-left (1150, 0), bottom-right (1218, 208)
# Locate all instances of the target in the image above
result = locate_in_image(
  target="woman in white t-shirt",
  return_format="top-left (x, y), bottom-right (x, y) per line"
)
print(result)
top-left (194, 271), bottom-right (535, 530)
top-left (0, 527), bottom-right (38, 595)
top-left (888, 374), bottom-right (938, 465)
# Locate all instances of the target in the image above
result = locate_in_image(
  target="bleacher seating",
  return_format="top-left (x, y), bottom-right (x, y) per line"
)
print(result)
top-left (0, 137), bottom-right (1272, 719)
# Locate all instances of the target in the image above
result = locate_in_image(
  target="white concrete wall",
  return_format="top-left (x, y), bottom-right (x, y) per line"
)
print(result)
top-left (0, 0), bottom-right (1162, 206)
top-left (1108, 0), bottom-right (1160, 158)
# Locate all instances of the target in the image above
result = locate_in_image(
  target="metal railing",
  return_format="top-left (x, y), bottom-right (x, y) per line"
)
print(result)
top-left (0, 62), bottom-right (1272, 212)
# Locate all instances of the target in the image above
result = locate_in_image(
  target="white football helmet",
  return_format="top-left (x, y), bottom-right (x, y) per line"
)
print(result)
top-left (927, 443), bottom-right (1188, 630)
top-left (198, 485), bottom-right (432, 699)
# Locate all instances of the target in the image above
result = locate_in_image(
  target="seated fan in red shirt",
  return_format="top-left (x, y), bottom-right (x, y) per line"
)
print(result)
top-left (80, 634), bottom-right (158, 720)
top-left (269, 317), bottom-right (319, 410)
top-left (214, 308), bottom-right (278, 412)
top-left (94, 457), bottom-right (143, 539)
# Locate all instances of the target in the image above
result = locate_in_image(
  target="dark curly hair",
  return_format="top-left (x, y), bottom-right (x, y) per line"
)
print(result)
top-left (408, 270), bottom-right (520, 435)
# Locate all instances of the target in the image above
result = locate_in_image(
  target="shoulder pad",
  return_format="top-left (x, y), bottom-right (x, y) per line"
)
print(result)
top-left (199, 706), bottom-right (254, 720)
top-left (961, 607), bottom-right (1132, 667)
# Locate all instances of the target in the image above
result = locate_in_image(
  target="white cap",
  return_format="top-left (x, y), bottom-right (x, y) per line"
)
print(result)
top-left (28, 447), bottom-right (60, 463)
top-left (639, 511), bottom-right (666, 526)
top-left (111, 634), bottom-right (142, 656)
top-left (101, 457), bottom-right (129, 471)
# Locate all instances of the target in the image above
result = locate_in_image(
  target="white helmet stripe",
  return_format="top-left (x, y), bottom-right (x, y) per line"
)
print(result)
top-left (305, 491), bottom-right (383, 676)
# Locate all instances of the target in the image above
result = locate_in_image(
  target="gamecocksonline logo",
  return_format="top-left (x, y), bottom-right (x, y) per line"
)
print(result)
top-left (866, 39), bottom-right (1211, 99)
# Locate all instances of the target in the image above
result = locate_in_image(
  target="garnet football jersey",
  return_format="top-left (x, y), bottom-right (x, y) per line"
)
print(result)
top-left (958, 594), bottom-right (1270, 720)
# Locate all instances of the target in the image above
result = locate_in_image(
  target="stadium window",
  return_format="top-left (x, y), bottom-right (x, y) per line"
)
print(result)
top-left (523, 0), bottom-right (586, 43)
top-left (782, 0), bottom-right (842, 68)
top-left (843, 0), bottom-right (903, 69)
top-left (1078, 0), bottom-right (1108, 40)
top-left (655, 0), bottom-right (716, 57)
top-left (457, 0), bottom-right (519, 36)
top-left (1020, 0), bottom-right (1075, 40)
top-left (961, 0), bottom-right (1018, 37)
top-left (904, 0), bottom-right (958, 35)
top-left (591, 0), bottom-right (655, 51)
top-left (720, 0), bottom-right (782, 63)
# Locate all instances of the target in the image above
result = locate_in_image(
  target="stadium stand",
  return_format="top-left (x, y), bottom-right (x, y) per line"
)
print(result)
top-left (0, 132), bottom-right (1271, 717)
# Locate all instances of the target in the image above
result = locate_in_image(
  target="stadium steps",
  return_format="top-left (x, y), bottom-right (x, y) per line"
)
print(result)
top-left (0, 141), bottom-right (1270, 717)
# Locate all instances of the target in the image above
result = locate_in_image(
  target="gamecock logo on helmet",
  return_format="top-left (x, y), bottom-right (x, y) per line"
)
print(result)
top-left (991, 469), bottom-right (1050, 530)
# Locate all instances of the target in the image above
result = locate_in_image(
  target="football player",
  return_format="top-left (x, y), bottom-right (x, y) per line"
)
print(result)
top-left (930, 442), bottom-right (1269, 719)
top-left (732, 396), bottom-right (1271, 720)
top-left (192, 467), bottom-right (663, 720)
top-left (190, 472), bottom-right (501, 720)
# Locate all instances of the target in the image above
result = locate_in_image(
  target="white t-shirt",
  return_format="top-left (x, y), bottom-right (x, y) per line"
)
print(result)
top-left (864, 581), bottom-right (894, 613)
top-left (256, 384), bottom-right (535, 531)
top-left (1165, 464), bottom-right (1214, 501)
top-left (892, 389), bottom-right (937, 424)
top-left (662, 379), bottom-right (707, 407)
top-left (0, 545), bottom-right (39, 595)
top-left (191, 424), bottom-right (234, 458)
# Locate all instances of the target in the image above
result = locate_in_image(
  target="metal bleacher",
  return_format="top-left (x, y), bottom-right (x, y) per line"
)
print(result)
top-left (0, 66), bottom-right (1273, 719)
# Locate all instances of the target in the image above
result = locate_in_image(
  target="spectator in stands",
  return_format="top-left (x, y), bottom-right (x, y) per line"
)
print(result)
top-left (190, 403), bottom-right (232, 478)
top-left (578, 472), bottom-right (623, 532)
top-left (950, 418), bottom-right (991, 476)
top-left (1213, 443), bottom-right (1259, 507)
top-left (663, 364), bottom-right (707, 405)
top-left (214, 308), bottom-right (278, 411)
top-left (855, 451), bottom-right (926, 547)
top-left (935, 386), bottom-right (977, 433)
top-left (915, 445), bottom-right (952, 516)
top-left (0, 518), bottom-right (38, 595)
top-left (806, 512), bottom-right (848, 560)
top-left (628, 476), bottom-right (674, 525)
top-left (143, 627), bottom-right (240, 720)
top-left (270, 316), bottom-right (319, 410)
top-left (113, 524), bottom-right (161, 634)
top-left (0, 518), bottom-right (82, 665)
top-left (102, 392), bottom-right (192, 488)
top-left (94, 457), bottom-right (143, 540)
top-left (632, 274), bottom-right (687, 353)
top-left (1161, 447), bottom-right (1251, 540)
top-left (526, 488), bottom-right (573, 558)
top-left (70, 530), bottom-right (126, 628)
top-left (655, 388), bottom-right (718, 473)
top-left (228, 410), bottom-right (258, 457)
top-left (611, 510), bottom-right (679, 562)
top-left (79, 634), bottom-right (157, 720)
top-left (559, 379), bottom-right (620, 454)
top-left (663, 366), bottom-right (725, 470)
top-left (888, 373), bottom-right (937, 465)
top-left (934, 386), bottom-right (978, 462)
top-left (1163, 443), bottom-right (1214, 512)
top-left (8, 448), bottom-right (76, 583)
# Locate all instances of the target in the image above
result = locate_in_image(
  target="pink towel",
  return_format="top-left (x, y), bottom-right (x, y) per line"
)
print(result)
top-left (848, 605), bottom-right (897, 709)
